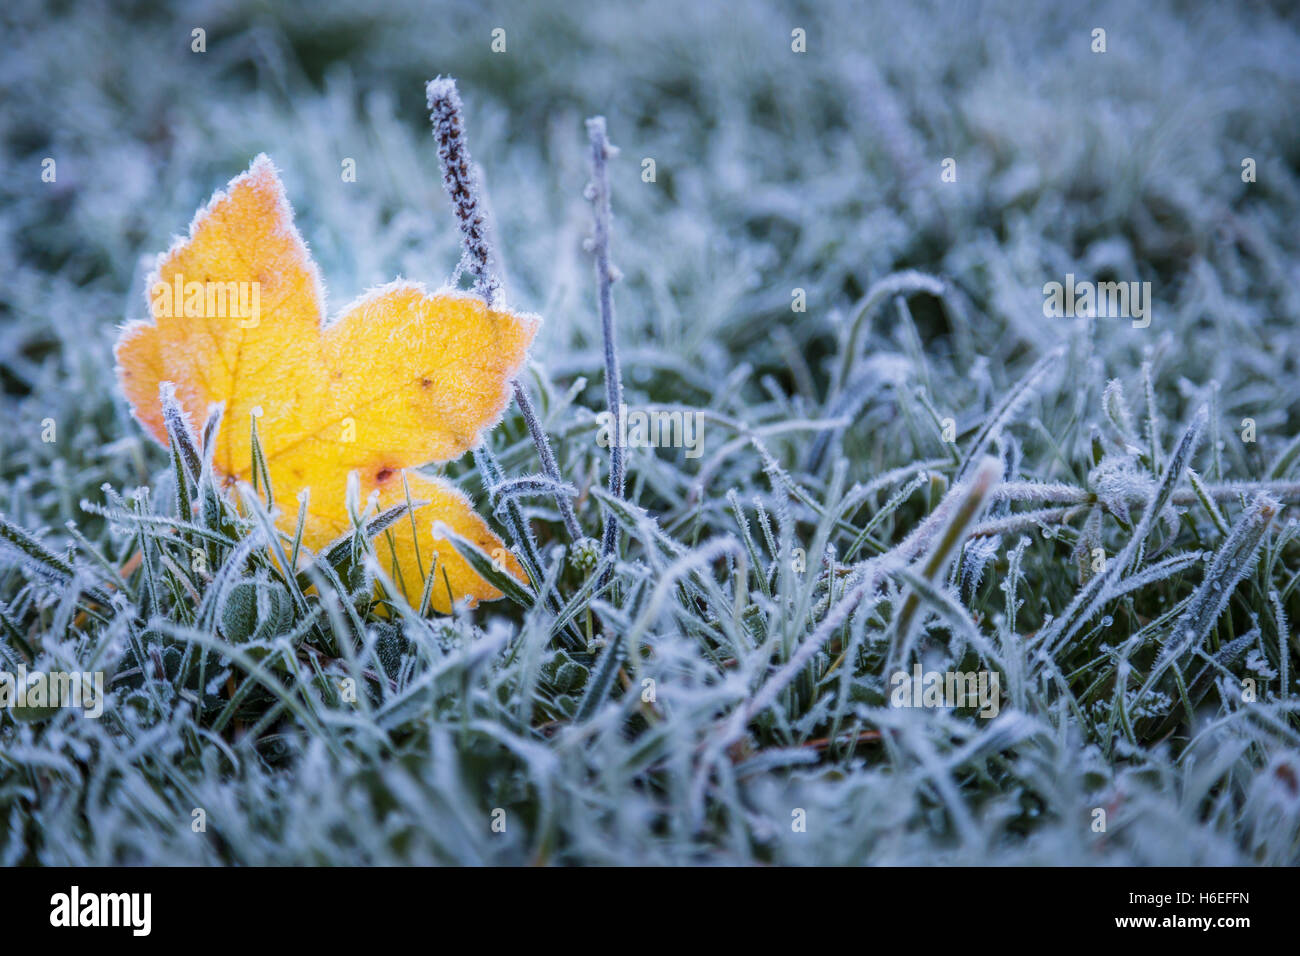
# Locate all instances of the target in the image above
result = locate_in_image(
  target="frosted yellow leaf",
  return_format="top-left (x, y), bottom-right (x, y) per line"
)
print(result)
top-left (115, 154), bottom-right (535, 612)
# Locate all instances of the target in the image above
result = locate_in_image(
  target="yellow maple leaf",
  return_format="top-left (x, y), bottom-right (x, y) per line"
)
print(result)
top-left (115, 154), bottom-right (535, 613)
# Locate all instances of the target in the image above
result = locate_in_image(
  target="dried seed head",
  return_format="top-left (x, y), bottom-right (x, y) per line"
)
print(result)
top-left (426, 76), bottom-right (500, 305)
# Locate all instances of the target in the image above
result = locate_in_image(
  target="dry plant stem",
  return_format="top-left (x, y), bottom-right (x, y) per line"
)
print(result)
top-left (512, 379), bottom-right (582, 541)
top-left (426, 77), bottom-right (500, 306)
top-left (572, 117), bottom-right (636, 720)
top-left (426, 76), bottom-right (581, 545)
top-left (586, 116), bottom-right (625, 583)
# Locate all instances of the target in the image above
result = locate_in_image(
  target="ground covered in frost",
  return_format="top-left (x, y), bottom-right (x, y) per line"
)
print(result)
top-left (1, 0), bottom-right (1299, 864)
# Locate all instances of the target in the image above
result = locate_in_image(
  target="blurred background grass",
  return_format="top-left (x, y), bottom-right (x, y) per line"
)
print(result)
top-left (4, 0), bottom-right (1299, 508)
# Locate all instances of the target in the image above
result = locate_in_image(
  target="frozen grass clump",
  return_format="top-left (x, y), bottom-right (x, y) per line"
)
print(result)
top-left (1, 0), bottom-right (1300, 864)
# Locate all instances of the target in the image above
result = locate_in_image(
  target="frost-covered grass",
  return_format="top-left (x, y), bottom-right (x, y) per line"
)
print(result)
top-left (2, 0), bottom-right (1300, 864)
